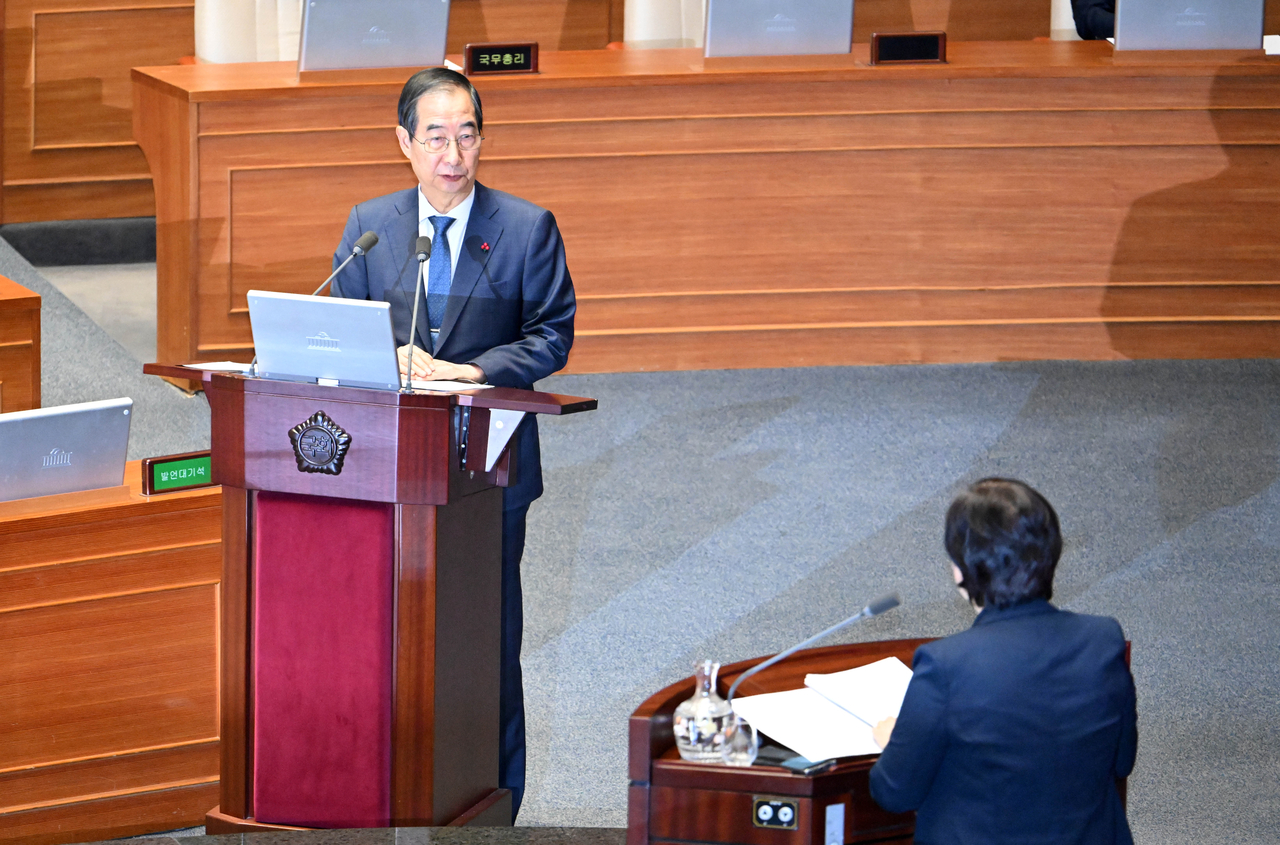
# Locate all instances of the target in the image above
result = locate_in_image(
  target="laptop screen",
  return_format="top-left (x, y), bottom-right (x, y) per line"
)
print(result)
top-left (704, 0), bottom-right (855, 58)
top-left (1115, 0), bottom-right (1264, 50)
top-left (248, 290), bottom-right (403, 390)
top-left (298, 0), bottom-right (452, 71)
top-left (0, 398), bottom-right (132, 503)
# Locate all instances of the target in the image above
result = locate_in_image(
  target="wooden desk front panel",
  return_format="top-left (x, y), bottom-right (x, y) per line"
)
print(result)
top-left (1, 0), bottom-right (194, 222)
top-left (0, 275), bottom-right (40, 411)
top-left (138, 45), bottom-right (1280, 370)
top-left (0, 464), bottom-right (221, 845)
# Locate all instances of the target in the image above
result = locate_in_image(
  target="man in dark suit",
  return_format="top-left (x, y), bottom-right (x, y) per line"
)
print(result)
top-left (1072, 0), bottom-right (1115, 40)
top-left (870, 479), bottom-right (1137, 844)
top-left (330, 67), bottom-right (575, 820)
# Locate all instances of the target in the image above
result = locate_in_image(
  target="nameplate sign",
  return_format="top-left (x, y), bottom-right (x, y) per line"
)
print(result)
top-left (464, 42), bottom-right (538, 75)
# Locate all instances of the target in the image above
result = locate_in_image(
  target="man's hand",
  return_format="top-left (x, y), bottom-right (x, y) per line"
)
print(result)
top-left (397, 344), bottom-right (434, 379)
top-left (873, 717), bottom-right (897, 750)
top-left (420, 361), bottom-right (485, 382)
top-left (398, 343), bottom-right (485, 383)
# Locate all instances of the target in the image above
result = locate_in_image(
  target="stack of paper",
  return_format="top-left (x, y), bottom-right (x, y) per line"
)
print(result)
top-left (804, 656), bottom-right (914, 726)
top-left (728, 657), bottom-right (913, 763)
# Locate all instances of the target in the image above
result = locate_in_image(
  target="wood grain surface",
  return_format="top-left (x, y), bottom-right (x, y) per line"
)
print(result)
top-left (134, 42), bottom-right (1280, 371)
top-left (1, 0), bottom-right (193, 222)
top-left (0, 461), bottom-right (221, 845)
top-left (0, 274), bottom-right (40, 411)
top-left (1, 0), bottom-right (617, 222)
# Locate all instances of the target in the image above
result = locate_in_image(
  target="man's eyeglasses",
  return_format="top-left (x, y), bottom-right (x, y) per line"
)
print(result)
top-left (411, 133), bottom-right (483, 153)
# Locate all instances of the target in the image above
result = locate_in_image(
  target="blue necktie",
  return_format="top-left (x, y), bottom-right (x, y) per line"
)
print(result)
top-left (426, 215), bottom-right (454, 353)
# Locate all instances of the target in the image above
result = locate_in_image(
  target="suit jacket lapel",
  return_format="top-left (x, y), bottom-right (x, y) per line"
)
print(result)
top-left (437, 183), bottom-right (503, 352)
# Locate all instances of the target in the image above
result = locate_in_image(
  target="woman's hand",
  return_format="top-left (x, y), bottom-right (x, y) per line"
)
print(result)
top-left (873, 716), bottom-right (897, 750)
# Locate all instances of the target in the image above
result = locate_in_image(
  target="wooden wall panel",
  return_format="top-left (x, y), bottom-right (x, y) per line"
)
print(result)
top-left (0, 784), bottom-right (219, 845)
top-left (3, 0), bottom-right (617, 224)
top-left (2, 0), bottom-right (194, 222)
top-left (854, 0), bottom-right (1051, 42)
top-left (448, 0), bottom-right (620, 52)
top-left (0, 465), bottom-right (221, 845)
top-left (134, 44), bottom-right (1280, 370)
top-left (226, 161), bottom-right (409, 305)
top-left (0, 274), bottom-right (39, 411)
top-left (31, 6), bottom-right (194, 149)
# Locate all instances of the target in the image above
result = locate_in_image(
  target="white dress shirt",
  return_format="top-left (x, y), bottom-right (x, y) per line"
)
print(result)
top-left (417, 185), bottom-right (475, 283)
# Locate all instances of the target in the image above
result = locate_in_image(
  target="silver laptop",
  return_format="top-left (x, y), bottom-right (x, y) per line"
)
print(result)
top-left (247, 290), bottom-right (402, 390)
top-left (1115, 0), bottom-right (1264, 49)
top-left (0, 398), bottom-right (132, 503)
top-left (704, 0), bottom-right (854, 57)
top-left (298, 0), bottom-right (451, 72)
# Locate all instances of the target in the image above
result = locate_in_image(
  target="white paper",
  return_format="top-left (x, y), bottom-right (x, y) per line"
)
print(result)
top-left (1265, 34), bottom-right (1280, 56)
top-left (730, 687), bottom-right (881, 762)
top-left (405, 379), bottom-right (493, 392)
top-left (185, 360), bottom-right (253, 372)
top-left (804, 657), bottom-right (914, 727)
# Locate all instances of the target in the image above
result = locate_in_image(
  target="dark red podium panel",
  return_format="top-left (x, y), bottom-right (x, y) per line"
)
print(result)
top-left (252, 492), bottom-right (395, 828)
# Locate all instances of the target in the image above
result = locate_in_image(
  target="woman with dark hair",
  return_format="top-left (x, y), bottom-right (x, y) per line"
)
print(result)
top-left (869, 478), bottom-right (1137, 845)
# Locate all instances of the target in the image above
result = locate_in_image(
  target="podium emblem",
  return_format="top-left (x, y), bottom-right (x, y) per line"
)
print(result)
top-left (288, 410), bottom-right (352, 475)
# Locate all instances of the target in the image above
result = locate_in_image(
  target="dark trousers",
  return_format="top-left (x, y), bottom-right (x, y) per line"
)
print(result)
top-left (499, 504), bottom-right (529, 821)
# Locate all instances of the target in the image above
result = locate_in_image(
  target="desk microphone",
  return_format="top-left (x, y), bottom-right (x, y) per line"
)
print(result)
top-left (403, 235), bottom-right (433, 391)
top-left (726, 593), bottom-right (901, 704)
top-left (313, 230), bottom-right (379, 296)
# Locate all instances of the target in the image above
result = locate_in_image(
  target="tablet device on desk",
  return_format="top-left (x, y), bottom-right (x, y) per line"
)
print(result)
top-left (704, 0), bottom-right (854, 57)
top-left (247, 290), bottom-right (402, 390)
top-left (0, 398), bottom-right (132, 503)
top-left (1114, 0), bottom-right (1263, 50)
top-left (298, 0), bottom-right (451, 71)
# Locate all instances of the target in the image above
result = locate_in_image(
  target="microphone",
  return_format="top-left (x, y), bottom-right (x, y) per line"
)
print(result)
top-left (726, 593), bottom-right (901, 704)
top-left (403, 235), bottom-right (433, 391)
top-left (313, 230), bottom-right (379, 296)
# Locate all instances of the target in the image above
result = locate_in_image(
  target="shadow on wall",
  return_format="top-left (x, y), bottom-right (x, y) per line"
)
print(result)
top-left (1103, 71), bottom-right (1280, 358)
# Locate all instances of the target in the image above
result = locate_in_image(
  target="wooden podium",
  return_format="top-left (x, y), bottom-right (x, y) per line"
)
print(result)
top-left (144, 366), bottom-right (594, 831)
top-left (629, 640), bottom-right (933, 845)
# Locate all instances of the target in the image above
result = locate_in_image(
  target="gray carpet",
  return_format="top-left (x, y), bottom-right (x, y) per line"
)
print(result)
top-left (524, 361), bottom-right (1280, 840)
top-left (0, 238), bottom-right (209, 459)
top-left (6, 238), bottom-right (1275, 842)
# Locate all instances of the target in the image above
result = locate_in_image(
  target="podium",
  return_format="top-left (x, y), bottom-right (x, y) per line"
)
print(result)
top-left (144, 366), bottom-right (595, 831)
top-left (628, 640), bottom-right (933, 845)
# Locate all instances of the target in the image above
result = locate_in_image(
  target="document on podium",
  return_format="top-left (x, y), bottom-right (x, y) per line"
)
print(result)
top-left (804, 656), bottom-right (914, 727)
top-left (730, 656), bottom-right (913, 762)
top-left (730, 688), bottom-right (882, 762)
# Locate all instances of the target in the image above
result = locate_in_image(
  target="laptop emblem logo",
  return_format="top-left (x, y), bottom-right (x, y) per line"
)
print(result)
top-left (363, 26), bottom-right (391, 46)
top-left (764, 13), bottom-right (797, 32)
top-left (307, 331), bottom-right (341, 352)
top-left (288, 410), bottom-right (352, 475)
top-left (42, 448), bottom-right (72, 468)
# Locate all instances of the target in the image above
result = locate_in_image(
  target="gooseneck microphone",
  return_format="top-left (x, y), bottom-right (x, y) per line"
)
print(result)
top-left (403, 235), bottom-right (433, 392)
top-left (312, 230), bottom-right (379, 296)
top-left (726, 593), bottom-right (902, 704)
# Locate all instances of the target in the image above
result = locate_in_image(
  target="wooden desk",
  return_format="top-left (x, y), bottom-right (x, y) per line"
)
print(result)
top-left (0, 275), bottom-right (39, 411)
top-left (0, 463), bottom-right (221, 845)
top-left (629, 640), bottom-right (931, 845)
top-left (133, 43), bottom-right (1280, 374)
